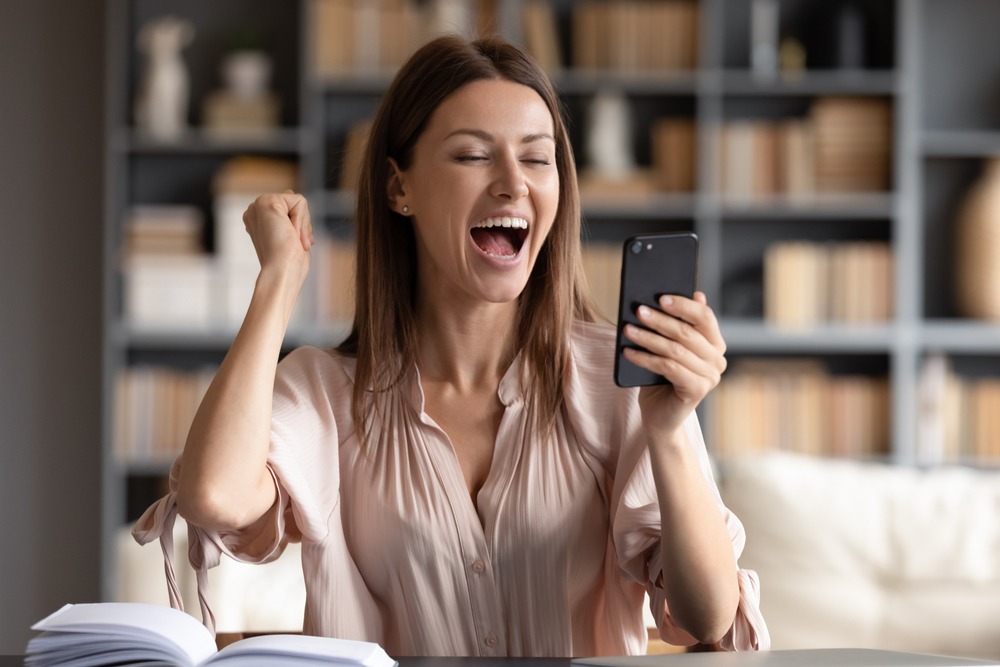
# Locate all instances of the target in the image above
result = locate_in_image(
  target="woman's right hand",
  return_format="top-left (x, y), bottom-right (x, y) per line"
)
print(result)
top-left (242, 191), bottom-right (315, 283)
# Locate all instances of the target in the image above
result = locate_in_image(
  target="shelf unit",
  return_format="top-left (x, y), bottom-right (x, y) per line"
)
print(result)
top-left (101, 0), bottom-right (1000, 599)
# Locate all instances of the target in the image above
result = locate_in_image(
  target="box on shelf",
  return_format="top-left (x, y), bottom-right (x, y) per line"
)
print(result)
top-left (123, 255), bottom-right (214, 330)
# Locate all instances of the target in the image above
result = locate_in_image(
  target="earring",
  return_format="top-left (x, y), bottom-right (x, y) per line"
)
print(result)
top-left (402, 205), bottom-right (410, 215)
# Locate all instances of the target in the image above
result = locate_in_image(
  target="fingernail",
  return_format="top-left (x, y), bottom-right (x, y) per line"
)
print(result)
top-left (660, 295), bottom-right (674, 307)
top-left (637, 305), bottom-right (650, 318)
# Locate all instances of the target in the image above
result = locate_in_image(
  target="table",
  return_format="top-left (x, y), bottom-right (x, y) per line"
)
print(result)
top-left (3, 649), bottom-right (997, 666)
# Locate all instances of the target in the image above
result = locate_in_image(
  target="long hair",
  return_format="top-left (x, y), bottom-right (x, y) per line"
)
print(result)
top-left (337, 34), bottom-right (601, 444)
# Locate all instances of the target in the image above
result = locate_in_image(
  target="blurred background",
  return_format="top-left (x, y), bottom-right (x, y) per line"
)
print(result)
top-left (3, 0), bottom-right (1000, 659)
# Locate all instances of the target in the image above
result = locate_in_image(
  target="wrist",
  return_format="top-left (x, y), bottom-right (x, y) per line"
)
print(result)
top-left (254, 264), bottom-right (306, 324)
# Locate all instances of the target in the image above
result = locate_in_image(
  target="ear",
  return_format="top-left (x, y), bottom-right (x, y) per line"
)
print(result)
top-left (386, 157), bottom-right (409, 215)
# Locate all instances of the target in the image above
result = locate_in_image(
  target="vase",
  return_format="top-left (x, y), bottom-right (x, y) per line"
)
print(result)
top-left (955, 157), bottom-right (1000, 320)
top-left (221, 50), bottom-right (272, 100)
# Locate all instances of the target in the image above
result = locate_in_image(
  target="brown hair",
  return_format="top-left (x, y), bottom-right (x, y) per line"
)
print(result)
top-left (337, 34), bottom-right (600, 443)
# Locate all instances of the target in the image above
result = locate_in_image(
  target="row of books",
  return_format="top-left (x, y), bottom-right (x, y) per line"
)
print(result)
top-left (124, 205), bottom-right (205, 256)
top-left (719, 97), bottom-right (893, 200)
top-left (705, 359), bottom-right (891, 459)
top-left (523, 0), bottom-right (700, 72)
top-left (113, 366), bottom-right (215, 464)
top-left (312, 0), bottom-right (491, 76)
top-left (917, 355), bottom-right (1000, 464)
top-left (763, 240), bottom-right (894, 328)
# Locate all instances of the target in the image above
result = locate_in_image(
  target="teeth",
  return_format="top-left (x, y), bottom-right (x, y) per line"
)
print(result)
top-left (473, 217), bottom-right (528, 230)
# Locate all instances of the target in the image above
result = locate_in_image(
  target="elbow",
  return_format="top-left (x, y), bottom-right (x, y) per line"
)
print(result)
top-left (686, 616), bottom-right (735, 648)
top-left (176, 477), bottom-right (247, 532)
top-left (674, 584), bottom-right (741, 647)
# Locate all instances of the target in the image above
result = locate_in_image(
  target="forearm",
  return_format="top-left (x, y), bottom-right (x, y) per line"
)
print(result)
top-left (648, 429), bottom-right (740, 645)
top-left (176, 266), bottom-right (301, 531)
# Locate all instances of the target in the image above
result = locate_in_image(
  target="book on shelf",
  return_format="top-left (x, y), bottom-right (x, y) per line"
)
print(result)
top-left (212, 156), bottom-right (299, 197)
top-left (313, 232), bottom-right (357, 325)
top-left (313, 0), bottom-right (489, 77)
top-left (202, 90), bottom-right (281, 139)
top-left (123, 255), bottom-right (215, 330)
top-left (763, 241), bottom-right (829, 329)
top-left (580, 242), bottom-right (622, 321)
top-left (571, 0), bottom-right (698, 72)
top-left (763, 240), bottom-right (893, 328)
top-left (719, 96), bottom-right (891, 202)
top-left (811, 96), bottom-right (892, 193)
top-left (314, 0), bottom-right (417, 75)
top-left (114, 366), bottom-right (215, 465)
top-left (124, 205), bottom-right (205, 257)
top-left (651, 117), bottom-right (696, 193)
top-left (521, 0), bottom-right (562, 71)
top-left (27, 602), bottom-right (396, 667)
top-left (707, 358), bottom-right (890, 459)
top-left (917, 355), bottom-right (1000, 464)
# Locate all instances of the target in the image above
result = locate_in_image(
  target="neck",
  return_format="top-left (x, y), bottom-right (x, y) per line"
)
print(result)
top-left (414, 297), bottom-right (519, 391)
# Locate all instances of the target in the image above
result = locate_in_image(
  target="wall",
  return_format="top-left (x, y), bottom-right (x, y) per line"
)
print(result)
top-left (0, 0), bottom-right (104, 654)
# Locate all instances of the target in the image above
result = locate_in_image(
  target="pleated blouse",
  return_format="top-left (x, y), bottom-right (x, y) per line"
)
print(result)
top-left (133, 319), bottom-right (769, 656)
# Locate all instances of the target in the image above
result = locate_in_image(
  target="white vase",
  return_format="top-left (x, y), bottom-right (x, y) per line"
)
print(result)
top-left (955, 157), bottom-right (1000, 320)
top-left (222, 50), bottom-right (272, 100)
top-left (134, 16), bottom-right (195, 141)
top-left (585, 89), bottom-right (635, 181)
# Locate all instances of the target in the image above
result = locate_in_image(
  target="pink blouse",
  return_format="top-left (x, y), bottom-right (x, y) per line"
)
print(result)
top-left (133, 320), bottom-right (769, 656)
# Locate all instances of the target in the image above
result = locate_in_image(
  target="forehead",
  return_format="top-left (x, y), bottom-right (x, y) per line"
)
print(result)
top-left (423, 78), bottom-right (555, 139)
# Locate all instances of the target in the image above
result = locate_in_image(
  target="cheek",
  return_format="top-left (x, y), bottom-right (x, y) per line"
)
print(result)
top-left (535, 173), bottom-right (560, 225)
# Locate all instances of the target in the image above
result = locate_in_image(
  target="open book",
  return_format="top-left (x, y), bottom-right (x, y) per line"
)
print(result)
top-left (27, 602), bottom-right (397, 667)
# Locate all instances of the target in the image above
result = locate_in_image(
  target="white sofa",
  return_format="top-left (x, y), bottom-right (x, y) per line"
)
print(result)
top-left (718, 452), bottom-right (1000, 660)
top-left (118, 453), bottom-right (1000, 658)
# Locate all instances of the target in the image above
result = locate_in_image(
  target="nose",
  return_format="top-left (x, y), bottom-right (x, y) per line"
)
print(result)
top-left (490, 153), bottom-right (529, 201)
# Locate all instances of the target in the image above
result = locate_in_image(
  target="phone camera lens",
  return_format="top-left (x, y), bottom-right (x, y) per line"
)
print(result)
top-left (629, 240), bottom-right (643, 255)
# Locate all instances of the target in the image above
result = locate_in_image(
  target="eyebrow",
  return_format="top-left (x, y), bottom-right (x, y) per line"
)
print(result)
top-left (445, 128), bottom-right (555, 144)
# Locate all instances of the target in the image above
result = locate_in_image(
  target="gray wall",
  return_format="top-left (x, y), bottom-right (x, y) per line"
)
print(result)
top-left (0, 0), bottom-right (105, 654)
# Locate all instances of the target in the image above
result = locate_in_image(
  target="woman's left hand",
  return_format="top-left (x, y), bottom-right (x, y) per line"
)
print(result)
top-left (621, 291), bottom-right (727, 437)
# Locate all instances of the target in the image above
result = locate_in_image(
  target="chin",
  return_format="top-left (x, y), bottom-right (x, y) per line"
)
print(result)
top-left (478, 280), bottom-right (529, 305)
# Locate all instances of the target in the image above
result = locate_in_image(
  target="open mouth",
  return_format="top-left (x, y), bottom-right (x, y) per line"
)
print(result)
top-left (470, 217), bottom-right (529, 258)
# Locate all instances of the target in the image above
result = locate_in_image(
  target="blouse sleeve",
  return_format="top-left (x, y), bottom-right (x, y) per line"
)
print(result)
top-left (565, 321), bottom-right (770, 652)
top-left (130, 346), bottom-right (345, 632)
top-left (613, 414), bottom-right (770, 651)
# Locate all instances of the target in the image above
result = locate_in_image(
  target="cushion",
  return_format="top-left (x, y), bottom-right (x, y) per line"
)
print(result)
top-left (718, 452), bottom-right (1000, 660)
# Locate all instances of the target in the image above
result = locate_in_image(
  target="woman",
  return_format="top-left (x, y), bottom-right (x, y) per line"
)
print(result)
top-left (133, 35), bottom-right (769, 656)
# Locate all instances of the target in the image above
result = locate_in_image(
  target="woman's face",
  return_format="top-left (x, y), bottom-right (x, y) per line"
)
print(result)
top-left (390, 78), bottom-right (559, 309)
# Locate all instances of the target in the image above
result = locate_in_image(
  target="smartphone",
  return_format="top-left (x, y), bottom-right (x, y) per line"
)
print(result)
top-left (614, 232), bottom-right (699, 388)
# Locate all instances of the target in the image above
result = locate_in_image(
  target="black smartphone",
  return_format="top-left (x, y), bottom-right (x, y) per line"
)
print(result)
top-left (614, 232), bottom-right (699, 388)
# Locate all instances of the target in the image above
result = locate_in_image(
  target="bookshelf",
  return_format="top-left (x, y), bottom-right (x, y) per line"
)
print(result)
top-left (102, 0), bottom-right (1000, 599)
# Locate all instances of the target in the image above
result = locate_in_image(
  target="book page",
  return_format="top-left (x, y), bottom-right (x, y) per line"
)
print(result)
top-left (212, 634), bottom-right (396, 667)
top-left (32, 602), bottom-right (216, 666)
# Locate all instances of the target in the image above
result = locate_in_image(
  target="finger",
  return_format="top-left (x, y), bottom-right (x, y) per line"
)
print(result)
top-left (651, 294), bottom-right (726, 349)
top-left (286, 194), bottom-right (315, 250)
top-left (623, 322), bottom-right (723, 380)
top-left (633, 304), bottom-right (722, 363)
top-left (622, 344), bottom-right (720, 402)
